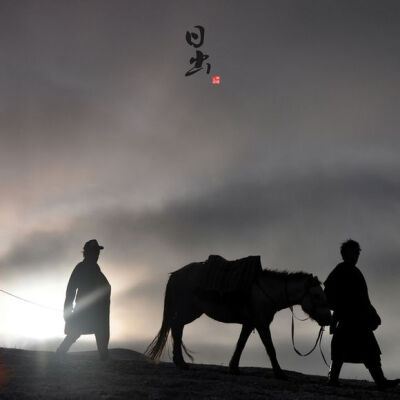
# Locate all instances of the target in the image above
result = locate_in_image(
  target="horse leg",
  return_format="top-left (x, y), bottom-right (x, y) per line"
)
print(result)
top-left (171, 323), bottom-right (189, 370)
top-left (256, 325), bottom-right (288, 380)
top-left (229, 325), bottom-right (253, 375)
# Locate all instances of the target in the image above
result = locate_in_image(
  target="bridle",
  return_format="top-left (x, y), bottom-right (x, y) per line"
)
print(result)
top-left (257, 275), bottom-right (330, 369)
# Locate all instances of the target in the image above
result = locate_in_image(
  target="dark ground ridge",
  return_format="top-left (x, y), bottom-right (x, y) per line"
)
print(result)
top-left (0, 347), bottom-right (398, 399)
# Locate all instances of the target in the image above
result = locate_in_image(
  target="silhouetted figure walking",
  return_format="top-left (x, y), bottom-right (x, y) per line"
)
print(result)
top-left (56, 239), bottom-right (111, 361)
top-left (324, 239), bottom-right (398, 389)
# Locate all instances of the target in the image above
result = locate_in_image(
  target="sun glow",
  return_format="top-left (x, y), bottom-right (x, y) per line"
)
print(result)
top-left (0, 265), bottom-right (148, 345)
top-left (0, 281), bottom-right (64, 341)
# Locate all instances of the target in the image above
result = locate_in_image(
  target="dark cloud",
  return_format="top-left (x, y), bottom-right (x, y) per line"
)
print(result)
top-left (0, 230), bottom-right (73, 271)
top-left (2, 168), bottom-right (400, 280)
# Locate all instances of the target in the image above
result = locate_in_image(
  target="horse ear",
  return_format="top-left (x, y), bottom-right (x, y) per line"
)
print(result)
top-left (312, 275), bottom-right (321, 285)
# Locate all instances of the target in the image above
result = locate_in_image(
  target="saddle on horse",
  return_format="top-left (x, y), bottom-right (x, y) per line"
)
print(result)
top-left (199, 255), bottom-right (262, 294)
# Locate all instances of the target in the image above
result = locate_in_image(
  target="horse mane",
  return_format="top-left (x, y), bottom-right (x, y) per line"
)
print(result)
top-left (261, 268), bottom-right (318, 282)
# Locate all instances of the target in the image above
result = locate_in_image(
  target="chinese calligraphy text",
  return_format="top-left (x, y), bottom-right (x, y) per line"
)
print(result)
top-left (185, 25), bottom-right (211, 77)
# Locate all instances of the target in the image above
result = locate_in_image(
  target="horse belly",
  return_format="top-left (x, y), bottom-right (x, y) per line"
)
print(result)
top-left (204, 307), bottom-right (242, 324)
top-left (197, 291), bottom-right (248, 324)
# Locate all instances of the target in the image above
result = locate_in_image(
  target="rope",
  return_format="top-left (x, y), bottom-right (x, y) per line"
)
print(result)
top-left (290, 308), bottom-right (330, 369)
top-left (291, 308), bottom-right (310, 322)
top-left (318, 327), bottom-right (331, 369)
top-left (290, 306), bottom-right (322, 356)
top-left (0, 289), bottom-right (61, 313)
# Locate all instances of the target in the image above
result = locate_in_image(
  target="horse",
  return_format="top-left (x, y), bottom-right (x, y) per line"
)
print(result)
top-left (145, 260), bottom-right (332, 380)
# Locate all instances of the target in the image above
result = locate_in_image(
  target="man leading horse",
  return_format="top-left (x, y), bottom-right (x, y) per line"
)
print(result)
top-left (325, 239), bottom-right (399, 390)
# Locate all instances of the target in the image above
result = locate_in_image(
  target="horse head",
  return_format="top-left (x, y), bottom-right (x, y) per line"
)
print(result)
top-left (300, 275), bottom-right (331, 327)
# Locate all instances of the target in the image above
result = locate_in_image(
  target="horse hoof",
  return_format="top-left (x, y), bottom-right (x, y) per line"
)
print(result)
top-left (326, 379), bottom-right (340, 387)
top-left (229, 367), bottom-right (240, 375)
top-left (274, 371), bottom-right (288, 380)
top-left (175, 362), bottom-right (189, 370)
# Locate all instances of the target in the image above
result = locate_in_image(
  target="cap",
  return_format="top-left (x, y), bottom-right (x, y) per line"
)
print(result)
top-left (83, 239), bottom-right (104, 250)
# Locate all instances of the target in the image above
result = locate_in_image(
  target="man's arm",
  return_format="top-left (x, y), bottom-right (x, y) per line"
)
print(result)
top-left (324, 270), bottom-right (342, 333)
top-left (63, 266), bottom-right (79, 321)
top-left (356, 268), bottom-right (381, 329)
top-left (324, 272), bottom-right (340, 311)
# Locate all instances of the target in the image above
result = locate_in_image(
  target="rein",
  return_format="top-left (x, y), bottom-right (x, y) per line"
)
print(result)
top-left (290, 307), bottom-right (328, 365)
top-left (257, 276), bottom-right (330, 369)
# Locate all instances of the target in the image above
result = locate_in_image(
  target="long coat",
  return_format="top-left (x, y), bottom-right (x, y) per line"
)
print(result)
top-left (64, 259), bottom-right (111, 336)
top-left (324, 262), bottom-right (381, 364)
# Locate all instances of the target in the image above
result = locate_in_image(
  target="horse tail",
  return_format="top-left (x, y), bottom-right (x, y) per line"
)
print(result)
top-left (181, 341), bottom-right (194, 362)
top-left (145, 275), bottom-right (174, 362)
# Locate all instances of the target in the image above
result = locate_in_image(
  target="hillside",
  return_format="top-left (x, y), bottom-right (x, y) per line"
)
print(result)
top-left (0, 348), bottom-right (398, 399)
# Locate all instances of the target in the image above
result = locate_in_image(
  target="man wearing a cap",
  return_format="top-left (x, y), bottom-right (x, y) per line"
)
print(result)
top-left (56, 239), bottom-right (111, 360)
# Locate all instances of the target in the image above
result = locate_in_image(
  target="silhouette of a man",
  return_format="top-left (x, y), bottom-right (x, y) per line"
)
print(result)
top-left (324, 239), bottom-right (398, 389)
top-left (56, 239), bottom-right (111, 360)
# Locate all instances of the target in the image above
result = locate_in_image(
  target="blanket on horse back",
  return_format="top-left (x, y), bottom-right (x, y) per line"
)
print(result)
top-left (198, 255), bottom-right (262, 294)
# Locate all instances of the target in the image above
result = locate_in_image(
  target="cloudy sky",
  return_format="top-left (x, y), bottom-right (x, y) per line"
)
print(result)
top-left (1, 0), bottom-right (400, 379)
